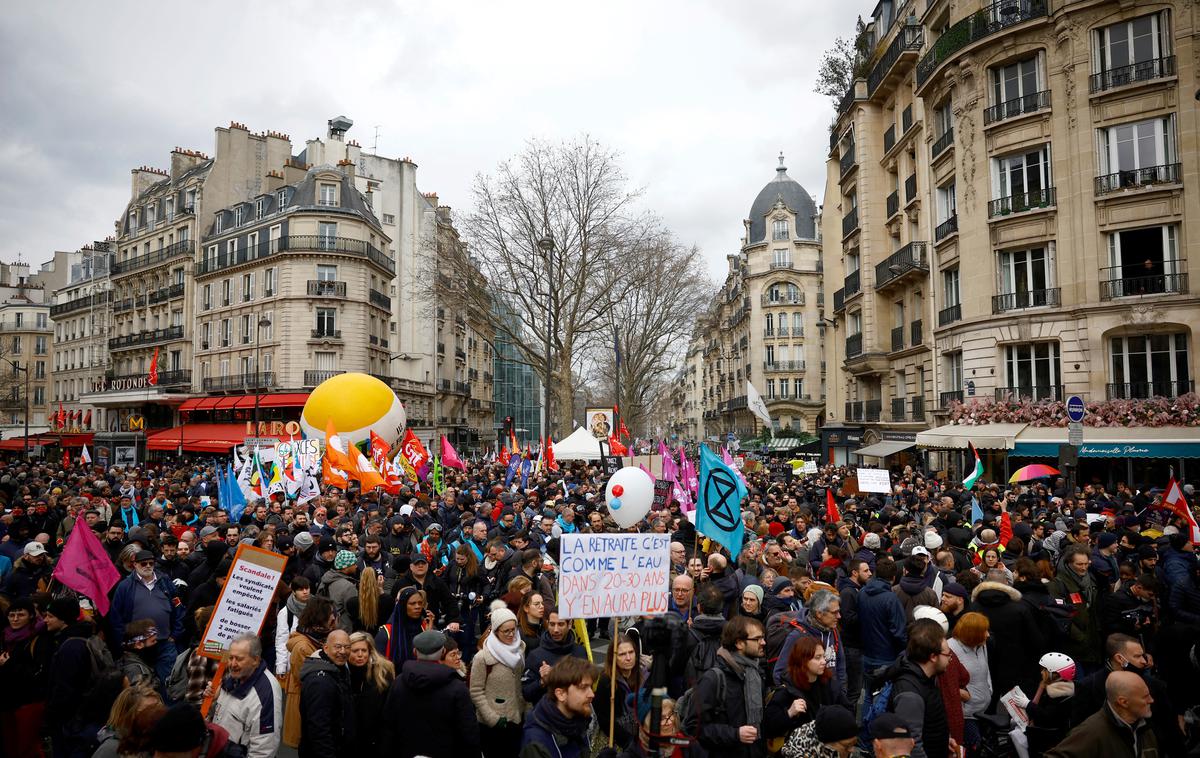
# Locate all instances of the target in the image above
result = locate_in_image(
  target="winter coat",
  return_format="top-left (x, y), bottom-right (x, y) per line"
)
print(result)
top-left (47, 621), bottom-right (97, 729)
top-left (893, 575), bottom-right (939, 621)
top-left (318, 569), bottom-right (359, 633)
top-left (393, 572), bottom-right (459, 625)
top-left (519, 695), bottom-right (592, 758)
top-left (857, 577), bottom-right (908, 664)
top-left (347, 663), bottom-right (389, 755)
top-left (107, 570), bottom-right (187, 647)
top-left (1045, 702), bottom-right (1159, 758)
top-left (0, 559), bottom-right (52, 599)
top-left (298, 652), bottom-right (354, 758)
top-left (772, 620), bottom-right (846, 696)
top-left (521, 629), bottom-right (587, 704)
top-left (835, 576), bottom-right (863, 649)
top-left (761, 675), bottom-right (850, 739)
top-left (1071, 668), bottom-right (1184, 757)
top-left (0, 627), bottom-right (51, 709)
top-left (469, 641), bottom-right (526, 726)
top-left (886, 655), bottom-right (949, 758)
top-left (381, 659), bottom-right (480, 758)
top-left (282, 632), bottom-right (321, 748)
top-left (694, 651), bottom-right (768, 758)
top-left (1025, 681), bottom-right (1076, 755)
top-left (1048, 568), bottom-right (1101, 665)
top-left (210, 661), bottom-right (284, 758)
top-left (969, 581), bottom-right (1045, 704)
top-left (1015, 578), bottom-right (1068, 649)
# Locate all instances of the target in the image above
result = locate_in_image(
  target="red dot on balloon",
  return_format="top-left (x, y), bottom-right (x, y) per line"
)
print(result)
top-left (612, 485), bottom-right (624, 497)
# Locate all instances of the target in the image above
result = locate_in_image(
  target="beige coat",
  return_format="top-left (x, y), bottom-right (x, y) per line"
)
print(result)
top-left (282, 631), bottom-right (320, 748)
top-left (469, 643), bottom-right (526, 726)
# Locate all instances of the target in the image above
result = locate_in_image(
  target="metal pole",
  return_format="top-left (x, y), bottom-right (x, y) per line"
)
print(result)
top-left (23, 364), bottom-right (30, 459)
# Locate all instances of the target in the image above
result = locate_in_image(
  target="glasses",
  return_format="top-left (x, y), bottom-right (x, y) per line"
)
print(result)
top-left (744, 635), bottom-right (765, 642)
top-left (328, 643), bottom-right (350, 652)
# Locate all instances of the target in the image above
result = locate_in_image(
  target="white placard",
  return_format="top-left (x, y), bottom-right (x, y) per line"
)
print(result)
top-left (857, 467), bottom-right (892, 493)
top-left (557, 533), bottom-right (670, 619)
top-left (199, 544), bottom-right (287, 658)
top-left (802, 460), bottom-right (818, 474)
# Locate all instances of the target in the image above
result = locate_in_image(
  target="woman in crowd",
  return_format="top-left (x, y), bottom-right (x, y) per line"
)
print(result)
top-left (517, 591), bottom-right (546, 652)
top-left (469, 607), bottom-right (526, 758)
top-left (275, 577), bottom-right (310, 677)
top-left (593, 632), bottom-right (645, 752)
top-left (347, 631), bottom-right (395, 756)
top-left (183, 606), bottom-right (220, 707)
top-left (446, 544), bottom-right (483, 653)
top-left (283, 595), bottom-right (335, 749)
top-left (762, 635), bottom-right (849, 743)
top-left (973, 547), bottom-right (1013, 584)
top-left (93, 683), bottom-right (163, 758)
top-left (949, 611), bottom-right (993, 754)
top-left (0, 597), bottom-right (52, 758)
top-left (376, 586), bottom-right (432, 669)
top-left (346, 567), bottom-right (388, 635)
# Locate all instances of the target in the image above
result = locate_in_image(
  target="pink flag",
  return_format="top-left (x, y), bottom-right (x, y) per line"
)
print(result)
top-left (53, 521), bottom-right (121, 616)
top-left (440, 435), bottom-right (466, 471)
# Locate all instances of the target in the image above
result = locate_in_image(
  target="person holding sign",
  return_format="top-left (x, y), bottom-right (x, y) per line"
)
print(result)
top-left (209, 633), bottom-right (283, 758)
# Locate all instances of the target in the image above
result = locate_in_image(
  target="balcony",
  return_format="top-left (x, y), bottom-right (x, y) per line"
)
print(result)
top-left (195, 235), bottom-right (394, 277)
top-left (875, 241), bottom-right (928, 289)
top-left (437, 379), bottom-right (452, 392)
top-left (102, 369), bottom-right (190, 389)
top-left (307, 280), bottom-right (347, 298)
top-left (1090, 56), bottom-right (1175, 94)
top-left (833, 288), bottom-right (846, 313)
top-left (938, 303), bottom-right (962, 326)
top-left (763, 360), bottom-right (806, 372)
top-left (108, 325), bottom-right (184, 351)
top-left (310, 329), bottom-right (342, 340)
top-left (867, 23), bottom-right (924, 95)
top-left (931, 128), bottom-right (954, 160)
top-left (1106, 380), bottom-right (1194, 400)
top-left (454, 381), bottom-right (470, 394)
top-left (369, 289), bottom-right (392, 310)
top-left (891, 326), bottom-right (905, 352)
top-left (455, 348), bottom-right (466, 360)
top-left (112, 296), bottom-right (145, 314)
top-left (839, 146), bottom-right (857, 178)
top-left (891, 397), bottom-right (907, 421)
top-left (884, 124), bottom-right (896, 153)
top-left (886, 190), bottom-right (900, 219)
top-left (844, 270), bottom-right (861, 298)
top-left (934, 215), bottom-right (958, 243)
top-left (1095, 163), bottom-right (1181, 195)
top-left (984, 90), bottom-right (1050, 125)
top-left (51, 291), bottom-right (111, 318)
top-left (148, 282), bottom-right (185, 305)
top-left (864, 399), bottom-right (882, 422)
top-left (768, 259), bottom-right (795, 271)
top-left (761, 293), bottom-right (804, 306)
top-left (304, 369), bottom-right (345, 386)
top-left (724, 395), bottom-right (748, 412)
top-left (992, 288), bottom-right (1060, 313)
top-left (911, 396), bottom-right (926, 422)
top-left (940, 390), bottom-right (964, 407)
top-left (911, 319), bottom-right (923, 346)
top-left (846, 333), bottom-right (863, 358)
top-left (988, 187), bottom-right (1055, 218)
top-left (995, 384), bottom-right (1063, 402)
top-left (845, 401), bottom-right (864, 421)
top-left (842, 207), bottom-right (859, 238)
top-left (904, 173), bottom-right (917, 203)
top-left (916, 0), bottom-right (1049, 87)
top-left (203, 372), bottom-right (276, 393)
top-left (1099, 266), bottom-right (1187, 300)
top-left (111, 240), bottom-right (194, 276)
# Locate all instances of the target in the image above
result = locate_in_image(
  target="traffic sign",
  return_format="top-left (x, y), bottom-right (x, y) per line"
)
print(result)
top-left (1066, 395), bottom-right (1086, 423)
top-left (1068, 422), bottom-right (1083, 446)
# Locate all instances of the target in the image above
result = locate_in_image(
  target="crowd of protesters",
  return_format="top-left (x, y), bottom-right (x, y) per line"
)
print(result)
top-left (0, 450), bottom-right (1198, 758)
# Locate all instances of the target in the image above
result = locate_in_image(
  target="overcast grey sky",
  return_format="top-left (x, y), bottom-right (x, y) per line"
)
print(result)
top-left (0, 0), bottom-right (860, 282)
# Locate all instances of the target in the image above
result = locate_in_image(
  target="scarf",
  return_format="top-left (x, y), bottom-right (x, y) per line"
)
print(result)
top-left (717, 648), bottom-right (764, 726)
top-left (484, 628), bottom-right (523, 670)
top-left (286, 591), bottom-right (308, 621)
top-left (2, 623), bottom-right (35, 651)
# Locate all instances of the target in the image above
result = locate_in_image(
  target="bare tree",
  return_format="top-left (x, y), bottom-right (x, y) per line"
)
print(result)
top-left (814, 16), bottom-right (872, 107)
top-left (445, 136), bottom-right (651, 438)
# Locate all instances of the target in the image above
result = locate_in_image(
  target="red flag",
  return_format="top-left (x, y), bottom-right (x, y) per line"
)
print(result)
top-left (546, 437), bottom-right (558, 471)
top-left (84, 409), bottom-right (92, 429)
top-left (370, 431), bottom-right (402, 494)
top-left (57, 403), bottom-right (66, 429)
top-left (400, 429), bottom-right (431, 479)
top-left (826, 489), bottom-right (841, 523)
top-left (52, 518), bottom-right (121, 616)
top-left (148, 348), bottom-right (159, 386)
top-left (62, 448), bottom-right (70, 470)
top-left (618, 418), bottom-right (631, 441)
top-left (608, 433), bottom-right (628, 456)
top-left (498, 445), bottom-right (510, 466)
top-left (1164, 476), bottom-right (1200, 543)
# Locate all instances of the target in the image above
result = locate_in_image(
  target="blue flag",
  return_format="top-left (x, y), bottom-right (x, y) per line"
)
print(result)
top-left (225, 461), bottom-right (248, 523)
top-left (520, 456), bottom-right (532, 489)
top-left (505, 454), bottom-right (521, 487)
top-left (970, 495), bottom-right (985, 527)
top-left (216, 463), bottom-right (229, 507)
top-left (696, 444), bottom-right (747, 560)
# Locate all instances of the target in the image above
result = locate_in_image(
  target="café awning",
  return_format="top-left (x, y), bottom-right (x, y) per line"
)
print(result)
top-left (853, 440), bottom-right (915, 458)
top-left (1012, 426), bottom-right (1200, 458)
top-left (916, 423), bottom-right (1028, 450)
top-left (145, 423), bottom-right (282, 453)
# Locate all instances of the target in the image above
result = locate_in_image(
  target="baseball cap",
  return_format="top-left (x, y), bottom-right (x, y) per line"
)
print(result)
top-left (23, 541), bottom-right (46, 557)
top-left (410, 553), bottom-right (429, 564)
top-left (910, 545), bottom-right (930, 558)
top-left (133, 549), bottom-right (156, 563)
top-left (869, 712), bottom-right (913, 740)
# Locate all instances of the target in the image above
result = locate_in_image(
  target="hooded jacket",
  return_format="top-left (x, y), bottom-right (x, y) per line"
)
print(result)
top-left (211, 660), bottom-right (283, 758)
top-left (857, 577), bottom-right (908, 664)
top-left (521, 628), bottom-right (587, 704)
top-left (879, 654), bottom-right (948, 758)
top-left (319, 569), bottom-right (359, 633)
top-left (969, 581), bottom-right (1045, 703)
top-left (772, 618), bottom-right (846, 697)
top-left (298, 652), bottom-right (354, 758)
top-left (893, 574), bottom-right (939, 621)
top-left (381, 659), bottom-right (480, 758)
top-left (519, 694), bottom-right (591, 758)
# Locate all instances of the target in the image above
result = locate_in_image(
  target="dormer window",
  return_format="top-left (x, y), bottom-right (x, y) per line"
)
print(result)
top-left (772, 219), bottom-right (789, 241)
top-left (234, 206), bottom-right (245, 226)
top-left (255, 197), bottom-right (267, 220)
top-left (215, 214), bottom-right (223, 234)
top-left (277, 189), bottom-right (288, 210)
top-left (319, 183), bottom-right (338, 207)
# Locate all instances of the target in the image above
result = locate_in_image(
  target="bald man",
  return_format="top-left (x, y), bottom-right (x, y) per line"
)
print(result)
top-left (670, 541), bottom-right (687, 574)
top-left (669, 573), bottom-right (696, 622)
top-left (299, 629), bottom-right (354, 758)
top-left (1045, 670), bottom-right (1156, 757)
top-left (706, 553), bottom-right (740, 618)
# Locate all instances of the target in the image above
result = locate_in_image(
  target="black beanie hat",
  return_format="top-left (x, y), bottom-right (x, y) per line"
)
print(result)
top-left (150, 704), bottom-right (208, 752)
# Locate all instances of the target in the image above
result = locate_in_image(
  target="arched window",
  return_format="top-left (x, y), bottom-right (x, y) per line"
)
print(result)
top-left (787, 283), bottom-right (800, 302)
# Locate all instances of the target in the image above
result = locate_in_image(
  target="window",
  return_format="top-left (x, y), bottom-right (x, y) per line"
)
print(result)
top-left (220, 359), bottom-right (230, 378)
top-left (766, 379), bottom-right (775, 399)
top-left (276, 189), bottom-right (288, 210)
top-left (946, 351), bottom-right (963, 391)
top-left (170, 350), bottom-right (181, 371)
top-left (997, 246), bottom-right (1053, 309)
top-left (201, 322), bottom-right (211, 348)
top-left (318, 222), bottom-right (337, 250)
top-left (220, 319), bottom-right (231, 347)
top-left (934, 99), bottom-right (952, 139)
top-left (1004, 341), bottom-right (1061, 399)
top-left (264, 267), bottom-right (276, 297)
top-left (221, 279), bottom-right (231, 306)
top-left (779, 378), bottom-right (789, 399)
top-left (1104, 225), bottom-right (1181, 297)
top-left (317, 264), bottom-right (338, 282)
top-left (772, 248), bottom-right (790, 267)
top-left (34, 361), bottom-right (45, 379)
top-left (1093, 12), bottom-right (1170, 89)
top-left (34, 336), bottom-right (47, 355)
top-left (1097, 115), bottom-right (1177, 189)
top-left (262, 312), bottom-right (273, 340)
top-left (792, 312), bottom-right (803, 334)
top-left (255, 198), bottom-right (267, 220)
top-left (849, 311), bottom-right (862, 336)
top-left (234, 207), bottom-right (245, 226)
top-left (793, 379), bottom-right (804, 398)
top-left (241, 273), bottom-right (253, 302)
top-left (943, 267), bottom-right (961, 307)
top-left (33, 387), bottom-right (44, 406)
top-left (936, 181), bottom-right (957, 223)
top-left (10, 337), bottom-right (21, 353)
top-left (382, 213), bottom-right (396, 224)
top-left (990, 54), bottom-right (1043, 106)
top-left (14, 313), bottom-right (21, 327)
top-left (772, 219), bottom-right (789, 241)
top-left (315, 352), bottom-right (337, 371)
top-left (36, 313), bottom-right (47, 329)
top-left (215, 214), bottom-right (223, 234)
top-left (202, 284), bottom-right (211, 310)
top-left (241, 314), bottom-right (253, 344)
top-left (1110, 333), bottom-right (1190, 398)
top-left (846, 250), bottom-right (860, 274)
top-left (765, 345), bottom-right (775, 365)
top-left (316, 308), bottom-right (337, 336)
top-left (319, 184), bottom-right (337, 207)
top-left (992, 144), bottom-right (1052, 206)
top-left (765, 313), bottom-right (774, 336)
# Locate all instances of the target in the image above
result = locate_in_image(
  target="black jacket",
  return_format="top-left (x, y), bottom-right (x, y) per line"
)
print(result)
top-left (380, 659), bottom-right (479, 758)
top-left (887, 655), bottom-right (948, 758)
top-left (694, 651), bottom-right (767, 758)
top-left (47, 621), bottom-right (97, 728)
top-left (1071, 666), bottom-right (1184, 756)
top-left (298, 653), bottom-right (354, 758)
top-left (968, 581), bottom-right (1045, 705)
top-left (0, 627), bottom-right (52, 709)
top-left (394, 572), bottom-right (459, 625)
top-left (521, 629), bottom-right (588, 704)
top-left (761, 676), bottom-right (850, 739)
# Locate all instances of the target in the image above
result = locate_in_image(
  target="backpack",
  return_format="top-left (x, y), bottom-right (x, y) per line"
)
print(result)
top-left (860, 680), bottom-right (895, 735)
top-left (83, 635), bottom-right (116, 681)
top-left (682, 628), bottom-right (721, 688)
top-left (677, 667), bottom-right (725, 736)
top-left (166, 646), bottom-right (195, 703)
top-left (765, 612), bottom-right (805, 665)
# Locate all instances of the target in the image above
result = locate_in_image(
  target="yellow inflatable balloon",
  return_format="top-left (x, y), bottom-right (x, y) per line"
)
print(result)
top-left (299, 372), bottom-right (407, 447)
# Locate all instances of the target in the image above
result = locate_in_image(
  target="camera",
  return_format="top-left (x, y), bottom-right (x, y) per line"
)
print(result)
top-left (1121, 605), bottom-right (1154, 626)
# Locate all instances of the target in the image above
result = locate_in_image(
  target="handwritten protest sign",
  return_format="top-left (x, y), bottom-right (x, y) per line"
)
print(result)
top-left (558, 534), bottom-right (669, 619)
top-left (652, 479), bottom-right (672, 510)
top-left (857, 467), bottom-right (892, 493)
top-left (199, 544), bottom-right (287, 659)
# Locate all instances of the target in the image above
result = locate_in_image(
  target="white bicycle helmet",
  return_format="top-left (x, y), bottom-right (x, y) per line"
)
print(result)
top-left (1039, 652), bottom-right (1077, 681)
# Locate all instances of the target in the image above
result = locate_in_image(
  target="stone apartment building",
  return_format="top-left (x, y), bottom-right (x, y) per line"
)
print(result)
top-left (822, 0), bottom-right (1198, 474)
top-left (0, 264), bottom-right (50, 444)
top-left (49, 244), bottom-right (113, 433)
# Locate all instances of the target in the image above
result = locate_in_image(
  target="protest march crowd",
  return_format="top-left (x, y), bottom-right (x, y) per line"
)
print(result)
top-left (1, 442), bottom-right (1199, 758)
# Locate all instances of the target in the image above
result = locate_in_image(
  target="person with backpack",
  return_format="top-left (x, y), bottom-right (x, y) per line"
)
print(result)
top-left (688, 615), bottom-right (768, 758)
top-left (762, 635), bottom-right (851, 751)
top-left (675, 586), bottom-right (726, 696)
top-left (320, 550), bottom-right (360, 633)
top-left (857, 557), bottom-right (909, 682)
top-left (870, 618), bottom-right (955, 758)
top-left (772, 590), bottom-right (846, 697)
top-left (45, 595), bottom-right (113, 758)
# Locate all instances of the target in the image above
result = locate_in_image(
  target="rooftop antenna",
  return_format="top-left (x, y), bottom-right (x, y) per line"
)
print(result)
top-left (373, 125), bottom-right (381, 153)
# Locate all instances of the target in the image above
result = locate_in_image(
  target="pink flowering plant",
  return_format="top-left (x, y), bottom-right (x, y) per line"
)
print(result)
top-left (947, 392), bottom-right (1200, 427)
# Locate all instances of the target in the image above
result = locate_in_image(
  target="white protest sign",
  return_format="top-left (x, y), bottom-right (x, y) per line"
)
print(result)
top-left (199, 544), bottom-right (287, 659)
top-left (857, 467), bottom-right (892, 493)
top-left (802, 460), bottom-right (818, 474)
top-left (558, 533), bottom-right (670, 619)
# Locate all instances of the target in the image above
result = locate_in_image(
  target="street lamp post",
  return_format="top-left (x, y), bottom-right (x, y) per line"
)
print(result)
top-left (0, 356), bottom-right (30, 459)
top-left (252, 315), bottom-right (271, 436)
top-left (537, 232), bottom-right (555, 443)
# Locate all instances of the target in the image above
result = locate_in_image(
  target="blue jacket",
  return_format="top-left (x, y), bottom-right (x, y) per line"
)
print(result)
top-left (109, 570), bottom-right (186, 647)
top-left (520, 695), bottom-right (590, 758)
top-left (856, 577), bottom-right (908, 664)
top-left (1160, 547), bottom-right (1197, 589)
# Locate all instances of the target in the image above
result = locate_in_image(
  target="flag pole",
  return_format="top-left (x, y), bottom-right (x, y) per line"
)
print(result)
top-left (607, 615), bottom-right (619, 748)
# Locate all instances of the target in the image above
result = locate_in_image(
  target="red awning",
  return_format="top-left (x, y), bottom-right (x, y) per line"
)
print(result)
top-left (0, 434), bottom-right (56, 450)
top-left (213, 396), bottom-right (242, 409)
top-left (145, 424), bottom-right (282, 453)
top-left (55, 433), bottom-right (95, 447)
top-left (179, 398), bottom-right (221, 412)
top-left (258, 393), bottom-right (309, 409)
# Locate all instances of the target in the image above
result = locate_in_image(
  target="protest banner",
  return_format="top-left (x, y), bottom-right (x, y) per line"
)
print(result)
top-left (857, 467), bottom-right (892, 493)
top-left (652, 479), bottom-right (672, 510)
top-left (198, 543), bottom-right (288, 659)
top-left (557, 533), bottom-right (669, 619)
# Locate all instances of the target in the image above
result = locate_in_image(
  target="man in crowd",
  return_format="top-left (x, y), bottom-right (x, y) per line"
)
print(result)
top-left (380, 630), bottom-right (480, 757)
top-left (210, 633), bottom-right (283, 758)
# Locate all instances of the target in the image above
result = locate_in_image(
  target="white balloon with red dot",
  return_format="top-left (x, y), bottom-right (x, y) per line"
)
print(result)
top-left (604, 467), bottom-right (656, 528)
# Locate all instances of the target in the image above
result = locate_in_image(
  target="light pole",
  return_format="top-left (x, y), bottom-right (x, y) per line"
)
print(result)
top-left (252, 315), bottom-right (271, 435)
top-left (0, 356), bottom-right (30, 459)
top-left (537, 232), bottom-right (555, 442)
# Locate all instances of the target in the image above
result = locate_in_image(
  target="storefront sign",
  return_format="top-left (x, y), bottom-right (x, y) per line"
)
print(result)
top-left (244, 421), bottom-right (303, 437)
top-left (91, 375), bottom-right (155, 392)
top-left (1011, 441), bottom-right (1200, 459)
top-left (881, 431), bottom-right (917, 442)
top-left (557, 534), bottom-right (669, 619)
top-left (127, 416), bottom-right (146, 432)
top-left (114, 446), bottom-right (137, 466)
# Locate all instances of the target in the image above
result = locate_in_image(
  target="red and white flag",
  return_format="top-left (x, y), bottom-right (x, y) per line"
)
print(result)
top-left (1163, 476), bottom-right (1200, 543)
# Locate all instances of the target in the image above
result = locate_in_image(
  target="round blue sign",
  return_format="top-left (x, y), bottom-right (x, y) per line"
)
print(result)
top-left (1066, 395), bottom-right (1086, 423)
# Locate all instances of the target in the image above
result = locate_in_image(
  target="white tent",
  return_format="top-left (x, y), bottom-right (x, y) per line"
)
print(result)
top-left (552, 427), bottom-right (605, 460)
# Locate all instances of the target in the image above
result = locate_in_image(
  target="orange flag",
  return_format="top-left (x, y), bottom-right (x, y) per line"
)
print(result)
top-left (322, 419), bottom-right (352, 489)
top-left (350, 443), bottom-right (387, 491)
